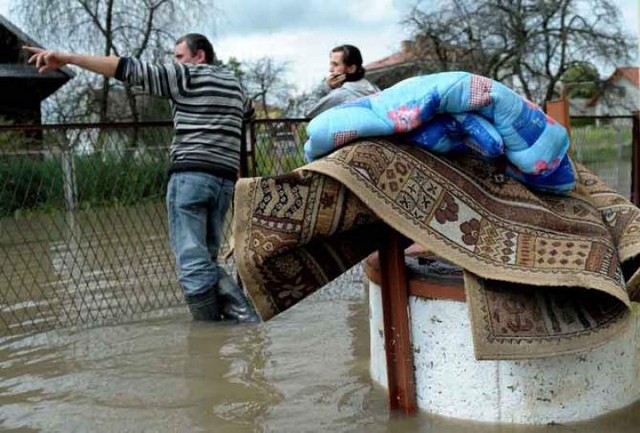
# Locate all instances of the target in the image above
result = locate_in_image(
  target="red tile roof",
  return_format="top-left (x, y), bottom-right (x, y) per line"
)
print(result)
top-left (365, 40), bottom-right (418, 72)
top-left (365, 40), bottom-right (468, 73)
top-left (610, 67), bottom-right (639, 88)
top-left (365, 51), bottom-right (415, 71)
top-left (585, 66), bottom-right (639, 107)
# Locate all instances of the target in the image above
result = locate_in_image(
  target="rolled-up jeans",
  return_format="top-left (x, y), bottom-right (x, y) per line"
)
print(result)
top-left (167, 171), bottom-right (234, 297)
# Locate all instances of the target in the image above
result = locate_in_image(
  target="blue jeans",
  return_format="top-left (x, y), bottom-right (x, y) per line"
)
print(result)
top-left (167, 172), bottom-right (234, 297)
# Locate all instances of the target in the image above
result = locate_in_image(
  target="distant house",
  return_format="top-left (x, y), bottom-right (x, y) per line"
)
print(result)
top-left (364, 39), bottom-right (469, 90)
top-left (365, 39), bottom-right (520, 90)
top-left (364, 41), bottom-right (422, 89)
top-left (0, 14), bottom-right (74, 125)
top-left (89, 86), bottom-right (171, 122)
top-left (587, 67), bottom-right (639, 116)
top-left (568, 97), bottom-right (595, 117)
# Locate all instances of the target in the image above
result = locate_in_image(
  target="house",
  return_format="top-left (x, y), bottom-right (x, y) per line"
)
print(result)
top-left (587, 67), bottom-right (639, 116)
top-left (90, 86), bottom-right (171, 122)
top-left (364, 41), bottom-right (422, 89)
top-left (568, 97), bottom-right (595, 117)
top-left (0, 14), bottom-right (75, 125)
top-left (364, 39), bottom-right (468, 90)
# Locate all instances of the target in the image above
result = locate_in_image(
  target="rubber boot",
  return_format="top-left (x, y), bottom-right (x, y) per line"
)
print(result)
top-left (216, 270), bottom-right (260, 323)
top-left (184, 289), bottom-right (223, 321)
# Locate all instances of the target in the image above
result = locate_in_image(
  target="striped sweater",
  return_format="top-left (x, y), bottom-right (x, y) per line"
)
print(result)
top-left (115, 57), bottom-right (255, 180)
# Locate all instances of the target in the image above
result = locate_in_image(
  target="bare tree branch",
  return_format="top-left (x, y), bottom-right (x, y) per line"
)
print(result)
top-left (14, 0), bottom-right (214, 123)
top-left (243, 57), bottom-right (291, 119)
top-left (401, 0), bottom-right (637, 105)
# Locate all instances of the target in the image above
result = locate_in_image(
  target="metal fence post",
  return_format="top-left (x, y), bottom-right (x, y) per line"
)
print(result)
top-left (250, 121), bottom-right (258, 177)
top-left (61, 142), bottom-right (77, 211)
top-left (632, 111), bottom-right (640, 206)
top-left (241, 121), bottom-right (258, 178)
top-left (240, 123), bottom-right (250, 178)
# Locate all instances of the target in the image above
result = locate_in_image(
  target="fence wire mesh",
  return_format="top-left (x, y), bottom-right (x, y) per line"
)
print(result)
top-left (0, 116), bottom-right (636, 335)
top-left (248, 119), bottom-right (308, 176)
top-left (0, 120), bottom-right (316, 335)
top-left (570, 117), bottom-right (634, 198)
top-left (0, 123), bottom-right (181, 334)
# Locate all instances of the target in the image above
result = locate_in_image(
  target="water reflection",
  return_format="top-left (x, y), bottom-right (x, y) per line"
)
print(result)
top-left (185, 322), bottom-right (279, 432)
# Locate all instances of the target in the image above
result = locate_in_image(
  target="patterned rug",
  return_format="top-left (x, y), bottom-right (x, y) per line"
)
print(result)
top-left (233, 139), bottom-right (640, 360)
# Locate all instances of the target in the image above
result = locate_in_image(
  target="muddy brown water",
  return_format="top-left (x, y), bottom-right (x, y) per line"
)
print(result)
top-left (0, 161), bottom-right (637, 432)
top-left (1, 285), bottom-right (639, 433)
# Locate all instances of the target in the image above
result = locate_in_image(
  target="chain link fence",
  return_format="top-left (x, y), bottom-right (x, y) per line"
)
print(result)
top-left (570, 116), bottom-right (635, 197)
top-left (0, 116), bottom-right (637, 335)
top-left (0, 122), bottom-right (179, 334)
top-left (0, 119), bottom-right (328, 335)
top-left (247, 119), bottom-right (308, 176)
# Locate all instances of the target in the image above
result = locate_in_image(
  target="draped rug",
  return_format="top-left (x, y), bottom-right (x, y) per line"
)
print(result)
top-left (233, 138), bottom-right (640, 360)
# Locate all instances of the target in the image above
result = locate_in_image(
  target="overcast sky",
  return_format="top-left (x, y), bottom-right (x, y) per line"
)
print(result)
top-left (1, 0), bottom-right (638, 94)
top-left (205, 0), bottom-right (416, 93)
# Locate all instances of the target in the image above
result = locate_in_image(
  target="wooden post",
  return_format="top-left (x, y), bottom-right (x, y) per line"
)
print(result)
top-left (545, 98), bottom-right (570, 131)
top-left (632, 111), bottom-right (640, 206)
top-left (545, 97), bottom-right (572, 153)
top-left (378, 227), bottom-right (417, 414)
top-left (545, 97), bottom-right (576, 162)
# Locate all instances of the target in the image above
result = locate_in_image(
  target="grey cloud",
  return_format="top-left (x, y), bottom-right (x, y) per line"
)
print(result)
top-left (213, 0), bottom-right (414, 36)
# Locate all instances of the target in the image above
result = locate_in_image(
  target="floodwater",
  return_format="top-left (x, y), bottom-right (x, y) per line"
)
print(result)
top-left (2, 280), bottom-right (640, 433)
top-left (0, 159), bottom-right (638, 433)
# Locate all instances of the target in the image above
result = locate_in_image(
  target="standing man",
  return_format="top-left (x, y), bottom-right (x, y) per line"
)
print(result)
top-left (24, 34), bottom-right (259, 323)
top-left (304, 44), bottom-right (379, 119)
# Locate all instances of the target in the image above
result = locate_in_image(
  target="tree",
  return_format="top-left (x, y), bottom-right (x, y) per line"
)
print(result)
top-left (217, 56), bottom-right (245, 85)
top-left (242, 57), bottom-right (291, 119)
top-left (403, 0), bottom-right (637, 106)
top-left (14, 0), bottom-right (212, 123)
top-left (561, 62), bottom-right (601, 98)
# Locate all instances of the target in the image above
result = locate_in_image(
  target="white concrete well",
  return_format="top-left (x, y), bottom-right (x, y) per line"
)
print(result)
top-left (369, 277), bottom-right (640, 424)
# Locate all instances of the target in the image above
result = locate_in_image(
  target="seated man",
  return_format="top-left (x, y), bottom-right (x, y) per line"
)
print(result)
top-left (304, 44), bottom-right (379, 118)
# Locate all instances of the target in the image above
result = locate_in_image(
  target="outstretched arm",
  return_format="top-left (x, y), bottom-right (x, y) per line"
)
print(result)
top-left (23, 46), bottom-right (119, 77)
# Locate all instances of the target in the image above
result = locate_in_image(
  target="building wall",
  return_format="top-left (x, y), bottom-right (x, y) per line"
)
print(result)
top-left (593, 80), bottom-right (640, 116)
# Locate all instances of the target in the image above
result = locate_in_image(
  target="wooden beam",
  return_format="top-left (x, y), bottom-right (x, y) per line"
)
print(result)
top-left (378, 228), bottom-right (417, 414)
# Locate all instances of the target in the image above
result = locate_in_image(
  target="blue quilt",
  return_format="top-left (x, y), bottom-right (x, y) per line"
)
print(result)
top-left (304, 72), bottom-right (575, 193)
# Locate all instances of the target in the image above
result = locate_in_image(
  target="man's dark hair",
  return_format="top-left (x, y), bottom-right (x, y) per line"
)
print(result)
top-left (331, 44), bottom-right (365, 81)
top-left (176, 33), bottom-right (216, 64)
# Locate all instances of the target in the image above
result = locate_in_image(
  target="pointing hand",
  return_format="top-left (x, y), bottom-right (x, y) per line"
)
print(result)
top-left (23, 46), bottom-right (69, 73)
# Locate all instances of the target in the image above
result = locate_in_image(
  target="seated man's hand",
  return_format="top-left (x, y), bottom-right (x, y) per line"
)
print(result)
top-left (325, 73), bottom-right (346, 89)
